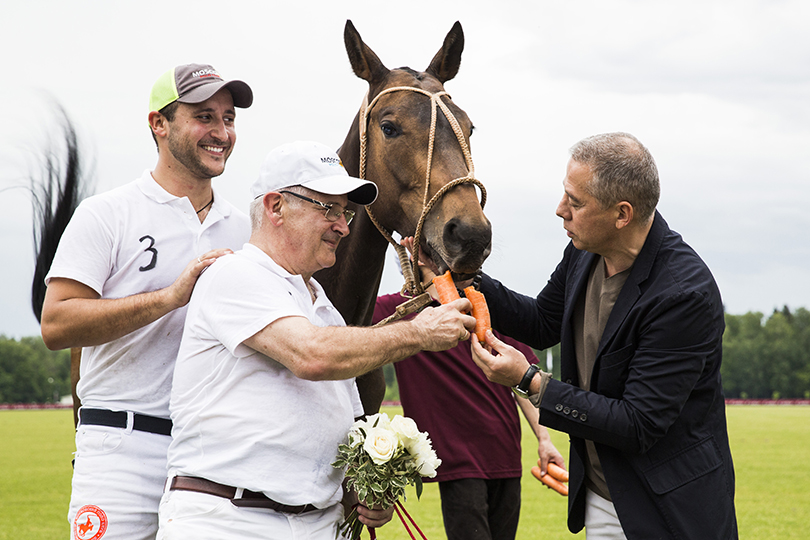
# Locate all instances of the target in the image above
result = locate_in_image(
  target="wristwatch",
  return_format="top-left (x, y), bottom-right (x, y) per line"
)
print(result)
top-left (512, 364), bottom-right (540, 398)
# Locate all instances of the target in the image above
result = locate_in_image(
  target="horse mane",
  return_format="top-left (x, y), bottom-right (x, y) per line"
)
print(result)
top-left (29, 104), bottom-right (94, 322)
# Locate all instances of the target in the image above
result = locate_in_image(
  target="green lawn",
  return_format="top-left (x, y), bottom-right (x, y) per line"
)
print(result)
top-left (0, 409), bottom-right (75, 540)
top-left (724, 406), bottom-right (810, 539)
top-left (1, 405), bottom-right (807, 539)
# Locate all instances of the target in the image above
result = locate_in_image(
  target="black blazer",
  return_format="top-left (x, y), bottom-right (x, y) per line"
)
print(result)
top-left (481, 212), bottom-right (737, 539)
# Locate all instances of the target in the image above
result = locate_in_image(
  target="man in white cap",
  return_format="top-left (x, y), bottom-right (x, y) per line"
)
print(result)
top-left (40, 63), bottom-right (253, 540)
top-left (158, 141), bottom-right (477, 539)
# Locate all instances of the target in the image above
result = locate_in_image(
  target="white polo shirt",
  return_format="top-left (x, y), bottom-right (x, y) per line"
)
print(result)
top-left (167, 243), bottom-right (363, 508)
top-left (45, 170), bottom-right (250, 417)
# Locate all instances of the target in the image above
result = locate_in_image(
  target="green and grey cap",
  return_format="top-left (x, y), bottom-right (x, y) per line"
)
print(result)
top-left (149, 63), bottom-right (253, 112)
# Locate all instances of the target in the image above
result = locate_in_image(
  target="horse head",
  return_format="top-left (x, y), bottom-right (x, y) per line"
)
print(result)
top-left (339, 20), bottom-right (492, 283)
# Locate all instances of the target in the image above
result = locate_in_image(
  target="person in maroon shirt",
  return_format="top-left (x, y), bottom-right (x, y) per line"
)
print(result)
top-left (374, 291), bottom-right (564, 540)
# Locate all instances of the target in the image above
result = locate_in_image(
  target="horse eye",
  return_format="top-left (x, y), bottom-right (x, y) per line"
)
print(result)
top-left (380, 122), bottom-right (399, 138)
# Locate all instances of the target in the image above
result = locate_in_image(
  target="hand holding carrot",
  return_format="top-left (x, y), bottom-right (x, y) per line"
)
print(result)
top-left (470, 330), bottom-right (532, 388)
top-left (531, 460), bottom-right (569, 496)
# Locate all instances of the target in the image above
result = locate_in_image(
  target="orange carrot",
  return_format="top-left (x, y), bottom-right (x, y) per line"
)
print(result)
top-left (531, 466), bottom-right (568, 496)
top-left (432, 270), bottom-right (460, 305)
top-left (463, 287), bottom-right (491, 343)
top-left (544, 461), bottom-right (570, 483)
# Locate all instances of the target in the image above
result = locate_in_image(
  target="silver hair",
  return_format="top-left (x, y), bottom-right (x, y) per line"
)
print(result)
top-left (249, 185), bottom-right (309, 231)
top-left (569, 132), bottom-right (660, 222)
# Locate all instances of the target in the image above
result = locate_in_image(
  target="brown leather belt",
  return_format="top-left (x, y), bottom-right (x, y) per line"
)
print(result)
top-left (170, 476), bottom-right (318, 514)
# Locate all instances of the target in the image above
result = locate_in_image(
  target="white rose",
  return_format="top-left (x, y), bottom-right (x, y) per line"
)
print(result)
top-left (408, 433), bottom-right (442, 478)
top-left (416, 447), bottom-right (442, 478)
top-left (391, 415), bottom-right (420, 445)
top-left (366, 412), bottom-right (392, 431)
top-left (406, 431), bottom-right (429, 456)
top-left (417, 459), bottom-right (440, 478)
top-left (363, 426), bottom-right (399, 464)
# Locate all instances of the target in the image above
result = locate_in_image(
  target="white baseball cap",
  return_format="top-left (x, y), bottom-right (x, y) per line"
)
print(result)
top-left (251, 141), bottom-right (378, 205)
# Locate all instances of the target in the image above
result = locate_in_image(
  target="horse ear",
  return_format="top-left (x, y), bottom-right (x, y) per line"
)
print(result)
top-left (426, 21), bottom-right (464, 84)
top-left (344, 20), bottom-right (389, 84)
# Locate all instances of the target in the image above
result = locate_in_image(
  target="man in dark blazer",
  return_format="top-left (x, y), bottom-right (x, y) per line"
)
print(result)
top-left (470, 132), bottom-right (738, 539)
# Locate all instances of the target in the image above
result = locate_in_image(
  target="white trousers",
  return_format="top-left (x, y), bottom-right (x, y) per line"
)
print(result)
top-left (157, 489), bottom-right (344, 540)
top-left (585, 488), bottom-right (628, 540)
top-left (69, 422), bottom-right (170, 540)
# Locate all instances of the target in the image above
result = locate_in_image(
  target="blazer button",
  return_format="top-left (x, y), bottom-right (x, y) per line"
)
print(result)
top-left (571, 410), bottom-right (579, 418)
top-left (580, 413), bottom-right (587, 421)
top-left (563, 407), bottom-right (571, 415)
top-left (555, 404), bottom-right (564, 412)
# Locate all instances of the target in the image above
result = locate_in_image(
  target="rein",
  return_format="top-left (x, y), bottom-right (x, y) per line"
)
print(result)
top-left (358, 86), bottom-right (487, 305)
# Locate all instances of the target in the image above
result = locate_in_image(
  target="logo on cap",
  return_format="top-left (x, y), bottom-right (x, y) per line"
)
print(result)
top-left (320, 156), bottom-right (344, 168)
top-left (191, 68), bottom-right (222, 80)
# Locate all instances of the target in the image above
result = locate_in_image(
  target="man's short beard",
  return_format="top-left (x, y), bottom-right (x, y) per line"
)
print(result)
top-left (167, 133), bottom-right (228, 179)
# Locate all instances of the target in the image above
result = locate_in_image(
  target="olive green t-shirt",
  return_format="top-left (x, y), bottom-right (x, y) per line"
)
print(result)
top-left (572, 256), bottom-right (631, 501)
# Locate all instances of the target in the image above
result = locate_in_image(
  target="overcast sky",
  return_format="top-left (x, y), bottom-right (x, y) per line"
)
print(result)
top-left (2, 0), bottom-right (809, 339)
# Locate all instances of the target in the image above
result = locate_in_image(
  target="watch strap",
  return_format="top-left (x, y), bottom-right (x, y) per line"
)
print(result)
top-left (513, 363), bottom-right (540, 397)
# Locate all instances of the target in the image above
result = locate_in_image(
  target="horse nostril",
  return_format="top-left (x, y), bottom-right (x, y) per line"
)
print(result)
top-left (444, 220), bottom-right (459, 244)
top-left (442, 218), bottom-right (492, 257)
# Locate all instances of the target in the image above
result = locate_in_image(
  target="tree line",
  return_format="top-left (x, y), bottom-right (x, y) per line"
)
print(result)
top-left (0, 336), bottom-right (70, 404)
top-left (2, 306), bottom-right (810, 404)
top-left (721, 306), bottom-right (810, 399)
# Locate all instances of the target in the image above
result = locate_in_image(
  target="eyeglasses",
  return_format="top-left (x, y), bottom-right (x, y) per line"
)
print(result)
top-left (280, 190), bottom-right (356, 225)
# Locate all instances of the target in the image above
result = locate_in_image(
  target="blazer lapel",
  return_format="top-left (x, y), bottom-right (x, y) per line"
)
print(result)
top-left (596, 211), bottom-right (668, 358)
top-left (563, 250), bottom-right (598, 328)
top-left (560, 249), bottom-right (598, 383)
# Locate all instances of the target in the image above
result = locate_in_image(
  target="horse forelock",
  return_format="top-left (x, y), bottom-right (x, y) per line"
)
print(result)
top-left (394, 67), bottom-right (423, 80)
top-left (368, 67), bottom-right (444, 98)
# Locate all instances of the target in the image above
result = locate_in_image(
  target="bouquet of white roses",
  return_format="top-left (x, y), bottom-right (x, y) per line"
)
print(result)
top-left (332, 412), bottom-right (441, 540)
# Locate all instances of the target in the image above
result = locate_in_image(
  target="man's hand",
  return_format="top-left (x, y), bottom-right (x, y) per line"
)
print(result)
top-left (410, 298), bottom-right (477, 351)
top-left (470, 330), bottom-right (532, 388)
top-left (165, 248), bottom-right (234, 309)
top-left (537, 432), bottom-right (566, 476)
top-left (355, 501), bottom-right (395, 528)
top-left (341, 489), bottom-right (395, 529)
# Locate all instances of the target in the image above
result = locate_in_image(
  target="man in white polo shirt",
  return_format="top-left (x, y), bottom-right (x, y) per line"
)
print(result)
top-left (40, 63), bottom-right (253, 540)
top-left (158, 141), bottom-right (477, 539)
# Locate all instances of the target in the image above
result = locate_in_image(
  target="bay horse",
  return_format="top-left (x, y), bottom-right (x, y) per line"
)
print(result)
top-left (316, 21), bottom-right (493, 412)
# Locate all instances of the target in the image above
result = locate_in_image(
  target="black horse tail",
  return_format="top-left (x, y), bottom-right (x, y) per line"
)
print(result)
top-left (30, 104), bottom-right (93, 322)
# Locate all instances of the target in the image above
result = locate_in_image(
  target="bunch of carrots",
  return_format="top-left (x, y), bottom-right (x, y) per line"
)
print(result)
top-left (432, 270), bottom-right (490, 343)
top-left (531, 460), bottom-right (569, 496)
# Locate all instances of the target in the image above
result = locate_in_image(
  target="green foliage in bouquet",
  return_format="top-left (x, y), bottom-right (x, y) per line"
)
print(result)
top-left (332, 413), bottom-right (441, 539)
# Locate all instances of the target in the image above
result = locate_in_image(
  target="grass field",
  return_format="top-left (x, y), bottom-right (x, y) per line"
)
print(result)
top-left (1, 405), bottom-right (807, 539)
